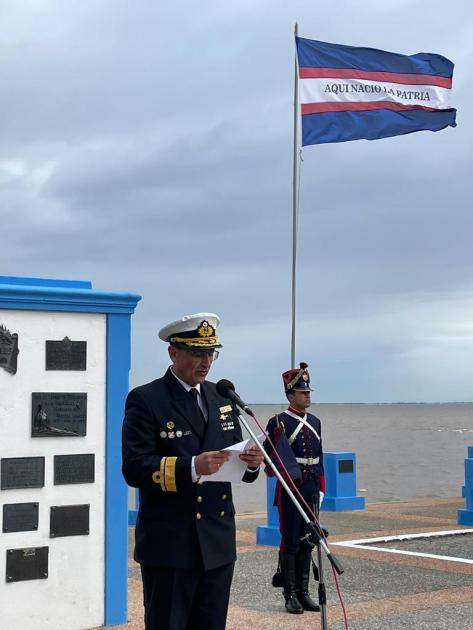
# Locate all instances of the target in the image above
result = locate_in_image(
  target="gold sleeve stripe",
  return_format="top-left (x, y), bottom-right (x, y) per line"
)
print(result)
top-left (151, 457), bottom-right (167, 491)
top-left (164, 456), bottom-right (177, 492)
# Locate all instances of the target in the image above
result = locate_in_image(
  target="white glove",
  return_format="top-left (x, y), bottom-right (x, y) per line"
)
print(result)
top-left (319, 491), bottom-right (325, 510)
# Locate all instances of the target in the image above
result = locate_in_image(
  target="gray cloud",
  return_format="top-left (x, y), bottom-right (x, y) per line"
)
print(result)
top-left (1, 0), bottom-right (472, 401)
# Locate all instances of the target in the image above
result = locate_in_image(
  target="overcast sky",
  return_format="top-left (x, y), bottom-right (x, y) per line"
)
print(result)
top-left (1, 1), bottom-right (472, 402)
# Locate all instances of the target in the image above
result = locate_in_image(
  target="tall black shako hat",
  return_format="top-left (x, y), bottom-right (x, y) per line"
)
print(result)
top-left (282, 362), bottom-right (313, 394)
top-left (158, 312), bottom-right (222, 348)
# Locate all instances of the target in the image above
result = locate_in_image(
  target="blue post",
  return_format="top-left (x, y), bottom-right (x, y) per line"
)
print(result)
top-left (129, 488), bottom-right (139, 526)
top-left (461, 446), bottom-right (473, 498)
top-left (256, 476), bottom-right (281, 546)
top-left (105, 314), bottom-right (133, 626)
top-left (256, 451), bottom-right (365, 546)
top-left (458, 447), bottom-right (473, 525)
top-left (322, 452), bottom-right (365, 511)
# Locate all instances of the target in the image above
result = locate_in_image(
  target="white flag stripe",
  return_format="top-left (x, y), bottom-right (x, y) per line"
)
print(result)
top-left (300, 77), bottom-right (452, 110)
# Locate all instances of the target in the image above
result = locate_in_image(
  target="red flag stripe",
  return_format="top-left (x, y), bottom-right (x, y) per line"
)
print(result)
top-left (299, 67), bottom-right (452, 89)
top-left (301, 101), bottom-right (446, 115)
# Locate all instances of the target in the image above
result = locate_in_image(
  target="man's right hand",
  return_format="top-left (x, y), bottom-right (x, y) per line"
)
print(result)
top-left (195, 450), bottom-right (231, 475)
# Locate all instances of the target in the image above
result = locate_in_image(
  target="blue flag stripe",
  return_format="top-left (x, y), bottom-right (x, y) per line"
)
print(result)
top-left (301, 108), bottom-right (457, 146)
top-left (296, 37), bottom-right (454, 79)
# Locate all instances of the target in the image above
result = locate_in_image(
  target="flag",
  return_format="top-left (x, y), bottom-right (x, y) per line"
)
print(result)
top-left (296, 36), bottom-right (456, 146)
top-left (264, 422), bottom-right (302, 482)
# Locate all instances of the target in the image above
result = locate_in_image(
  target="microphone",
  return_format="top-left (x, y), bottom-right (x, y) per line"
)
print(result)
top-left (216, 379), bottom-right (255, 417)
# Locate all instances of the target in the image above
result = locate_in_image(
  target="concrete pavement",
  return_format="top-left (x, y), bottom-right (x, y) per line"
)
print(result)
top-left (97, 497), bottom-right (473, 630)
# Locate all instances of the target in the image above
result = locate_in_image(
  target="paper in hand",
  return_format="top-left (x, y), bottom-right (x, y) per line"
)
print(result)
top-left (200, 434), bottom-right (263, 483)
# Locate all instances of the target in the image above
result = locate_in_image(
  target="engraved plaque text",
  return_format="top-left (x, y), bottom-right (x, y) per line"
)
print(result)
top-left (46, 337), bottom-right (86, 371)
top-left (54, 454), bottom-right (95, 485)
top-left (6, 547), bottom-right (48, 582)
top-left (32, 393), bottom-right (87, 437)
top-left (3, 503), bottom-right (39, 533)
top-left (50, 504), bottom-right (90, 537)
top-left (1, 457), bottom-right (45, 490)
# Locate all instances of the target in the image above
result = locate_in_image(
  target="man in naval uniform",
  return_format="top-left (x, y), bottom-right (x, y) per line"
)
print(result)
top-left (264, 362), bottom-right (325, 615)
top-left (122, 313), bottom-right (263, 630)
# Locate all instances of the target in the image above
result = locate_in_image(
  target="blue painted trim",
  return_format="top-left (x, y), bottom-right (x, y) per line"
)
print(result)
top-left (0, 281), bottom-right (141, 314)
top-left (0, 276), bottom-right (92, 289)
top-left (105, 314), bottom-right (132, 626)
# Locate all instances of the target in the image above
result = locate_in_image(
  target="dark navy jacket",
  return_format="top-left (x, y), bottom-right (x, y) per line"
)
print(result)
top-left (264, 409), bottom-right (324, 482)
top-left (122, 368), bottom-right (259, 571)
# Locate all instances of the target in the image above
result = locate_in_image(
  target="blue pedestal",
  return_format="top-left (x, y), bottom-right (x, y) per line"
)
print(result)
top-left (256, 476), bottom-right (281, 546)
top-left (458, 452), bottom-right (473, 525)
top-left (256, 450), bottom-right (365, 545)
top-left (461, 447), bottom-right (473, 499)
top-left (323, 452), bottom-right (365, 511)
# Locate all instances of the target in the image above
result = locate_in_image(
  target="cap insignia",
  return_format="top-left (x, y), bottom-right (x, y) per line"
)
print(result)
top-left (198, 321), bottom-right (214, 338)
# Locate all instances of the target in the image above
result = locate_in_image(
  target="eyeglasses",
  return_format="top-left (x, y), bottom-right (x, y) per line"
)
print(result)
top-left (184, 348), bottom-right (220, 361)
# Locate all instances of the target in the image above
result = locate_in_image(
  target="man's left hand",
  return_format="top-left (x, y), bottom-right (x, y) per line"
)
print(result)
top-left (239, 445), bottom-right (264, 468)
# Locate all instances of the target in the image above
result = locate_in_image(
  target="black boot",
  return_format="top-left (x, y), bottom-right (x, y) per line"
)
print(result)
top-left (280, 552), bottom-right (304, 614)
top-left (296, 552), bottom-right (320, 612)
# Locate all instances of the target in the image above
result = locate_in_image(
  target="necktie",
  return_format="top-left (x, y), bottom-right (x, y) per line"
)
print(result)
top-left (189, 388), bottom-right (206, 422)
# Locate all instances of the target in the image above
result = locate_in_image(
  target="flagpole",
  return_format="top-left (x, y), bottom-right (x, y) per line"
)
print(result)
top-left (291, 22), bottom-right (299, 368)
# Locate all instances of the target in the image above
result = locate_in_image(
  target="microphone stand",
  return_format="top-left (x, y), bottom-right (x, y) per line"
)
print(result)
top-left (234, 406), bottom-right (344, 629)
top-left (314, 498), bottom-right (329, 628)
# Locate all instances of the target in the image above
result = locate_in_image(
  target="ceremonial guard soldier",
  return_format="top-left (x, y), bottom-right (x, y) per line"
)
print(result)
top-left (122, 312), bottom-right (263, 630)
top-left (264, 362), bottom-right (325, 614)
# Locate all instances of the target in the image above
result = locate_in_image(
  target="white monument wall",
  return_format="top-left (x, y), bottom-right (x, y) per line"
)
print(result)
top-left (0, 309), bottom-right (106, 630)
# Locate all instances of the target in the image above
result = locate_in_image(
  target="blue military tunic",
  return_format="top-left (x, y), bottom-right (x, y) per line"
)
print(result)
top-left (264, 408), bottom-right (324, 553)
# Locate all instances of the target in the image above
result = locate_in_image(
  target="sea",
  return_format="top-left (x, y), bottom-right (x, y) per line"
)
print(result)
top-left (232, 402), bottom-right (473, 513)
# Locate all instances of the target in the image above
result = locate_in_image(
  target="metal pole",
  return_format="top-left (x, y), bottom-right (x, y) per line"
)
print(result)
top-left (317, 540), bottom-right (329, 629)
top-left (291, 22), bottom-right (299, 369)
top-left (314, 498), bottom-right (329, 630)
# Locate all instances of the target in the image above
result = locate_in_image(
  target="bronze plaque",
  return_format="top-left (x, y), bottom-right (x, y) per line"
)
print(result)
top-left (6, 547), bottom-right (48, 582)
top-left (32, 392), bottom-right (87, 437)
top-left (46, 337), bottom-right (87, 371)
top-left (3, 503), bottom-right (39, 533)
top-left (54, 454), bottom-right (95, 485)
top-left (339, 459), bottom-right (354, 474)
top-left (50, 504), bottom-right (90, 537)
top-left (1, 457), bottom-right (45, 490)
top-left (0, 325), bottom-right (19, 374)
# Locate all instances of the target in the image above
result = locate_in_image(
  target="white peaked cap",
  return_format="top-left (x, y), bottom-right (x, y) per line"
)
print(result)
top-left (158, 312), bottom-right (222, 347)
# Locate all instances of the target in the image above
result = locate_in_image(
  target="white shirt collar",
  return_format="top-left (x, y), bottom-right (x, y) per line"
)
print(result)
top-left (170, 367), bottom-right (201, 394)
